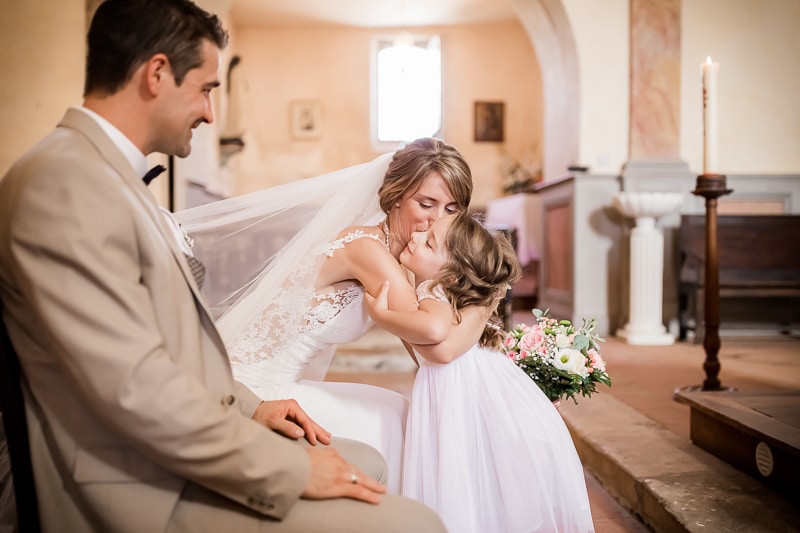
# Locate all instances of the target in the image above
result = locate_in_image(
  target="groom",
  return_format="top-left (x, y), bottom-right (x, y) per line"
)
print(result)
top-left (0, 0), bottom-right (444, 531)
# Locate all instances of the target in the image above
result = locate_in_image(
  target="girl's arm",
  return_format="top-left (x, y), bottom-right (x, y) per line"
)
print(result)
top-left (410, 306), bottom-right (490, 363)
top-left (366, 282), bottom-right (493, 364)
top-left (367, 281), bottom-right (453, 347)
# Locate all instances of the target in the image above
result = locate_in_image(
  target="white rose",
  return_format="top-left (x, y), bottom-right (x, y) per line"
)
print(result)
top-left (553, 348), bottom-right (589, 377)
top-left (555, 333), bottom-right (571, 348)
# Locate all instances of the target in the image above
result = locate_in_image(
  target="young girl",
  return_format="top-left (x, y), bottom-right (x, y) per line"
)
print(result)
top-left (367, 212), bottom-right (595, 533)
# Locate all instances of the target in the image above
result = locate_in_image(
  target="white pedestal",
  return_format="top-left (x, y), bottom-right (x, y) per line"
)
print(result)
top-left (613, 192), bottom-right (683, 345)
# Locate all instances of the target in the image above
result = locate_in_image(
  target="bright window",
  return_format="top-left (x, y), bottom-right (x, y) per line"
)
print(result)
top-left (372, 34), bottom-right (442, 147)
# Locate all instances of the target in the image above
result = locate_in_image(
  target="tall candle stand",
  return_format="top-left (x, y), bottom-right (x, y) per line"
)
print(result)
top-left (691, 173), bottom-right (732, 390)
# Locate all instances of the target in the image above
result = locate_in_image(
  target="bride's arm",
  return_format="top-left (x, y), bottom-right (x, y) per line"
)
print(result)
top-left (331, 233), bottom-right (481, 351)
top-left (342, 238), bottom-right (449, 344)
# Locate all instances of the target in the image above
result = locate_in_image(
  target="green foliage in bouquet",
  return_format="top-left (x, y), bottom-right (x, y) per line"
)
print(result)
top-left (503, 309), bottom-right (611, 404)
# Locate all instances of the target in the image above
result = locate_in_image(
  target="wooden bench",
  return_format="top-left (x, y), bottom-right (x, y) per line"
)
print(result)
top-left (677, 214), bottom-right (800, 343)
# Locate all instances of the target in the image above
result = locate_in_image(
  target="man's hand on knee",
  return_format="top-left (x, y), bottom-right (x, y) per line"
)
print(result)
top-left (252, 399), bottom-right (332, 445)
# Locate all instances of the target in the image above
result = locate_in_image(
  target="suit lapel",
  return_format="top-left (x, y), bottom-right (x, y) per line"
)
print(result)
top-left (57, 109), bottom-right (226, 354)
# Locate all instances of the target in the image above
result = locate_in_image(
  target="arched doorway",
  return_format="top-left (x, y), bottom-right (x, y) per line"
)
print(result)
top-left (509, 0), bottom-right (579, 180)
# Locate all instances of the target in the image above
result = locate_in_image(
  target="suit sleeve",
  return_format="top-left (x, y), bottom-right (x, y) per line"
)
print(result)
top-left (7, 161), bottom-right (309, 518)
top-left (236, 379), bottom-right (263, 417)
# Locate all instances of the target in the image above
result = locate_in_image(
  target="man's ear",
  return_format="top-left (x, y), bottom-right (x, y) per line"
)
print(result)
top-left (143, 53), bottom-right (170, 96)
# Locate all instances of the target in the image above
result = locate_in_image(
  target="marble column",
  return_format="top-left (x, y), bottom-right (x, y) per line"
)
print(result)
top-left (629, 0), bottom-right (681, 159)
top-left (614, 192), bottom-right (683, 345)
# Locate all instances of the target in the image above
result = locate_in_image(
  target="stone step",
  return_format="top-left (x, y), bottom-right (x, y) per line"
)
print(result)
top-left (560, 393), bottom-right (800, 533)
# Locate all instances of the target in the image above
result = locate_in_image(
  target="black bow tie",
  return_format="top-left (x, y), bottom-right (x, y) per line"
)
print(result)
top-left (142, 164), bottom-right (167, 185)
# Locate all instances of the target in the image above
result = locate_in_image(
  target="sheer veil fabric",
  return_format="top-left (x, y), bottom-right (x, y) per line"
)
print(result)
top-left (174, 152), bottom-right (393, 369)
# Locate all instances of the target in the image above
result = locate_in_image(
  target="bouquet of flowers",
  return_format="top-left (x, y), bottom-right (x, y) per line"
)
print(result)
top-left (503, 309), bottom-right (611, 404)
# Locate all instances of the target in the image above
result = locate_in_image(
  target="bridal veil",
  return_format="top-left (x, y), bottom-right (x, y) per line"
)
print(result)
top-left (174, 152), bottom-right (393, 365)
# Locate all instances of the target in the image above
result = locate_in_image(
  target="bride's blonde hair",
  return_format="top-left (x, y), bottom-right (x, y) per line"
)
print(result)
top-left (377, 137), bottom-right (473, 216)
top-left (431, 213), bottom-right (521, 349)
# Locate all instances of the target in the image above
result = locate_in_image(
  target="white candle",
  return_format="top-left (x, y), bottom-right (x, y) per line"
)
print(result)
top-left (702, 57), bottom-right (719, 174)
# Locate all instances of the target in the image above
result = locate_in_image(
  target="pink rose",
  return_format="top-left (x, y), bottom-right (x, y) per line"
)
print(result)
top-left (537, 346), bottom-right (549, 358)
top-left (503, 336), bottom-right (516, 349)
top-left (519, 329), bottom-right (545, 352)
top-left (588, 348), bottom-right (606, 372)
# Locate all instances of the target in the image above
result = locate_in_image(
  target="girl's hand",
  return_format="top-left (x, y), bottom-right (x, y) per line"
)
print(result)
top-left (364, 280), bottom-right (391, 316)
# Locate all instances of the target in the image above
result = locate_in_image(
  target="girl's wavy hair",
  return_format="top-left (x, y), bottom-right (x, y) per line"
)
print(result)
top-left (430, 212), bottom-right (521, 349)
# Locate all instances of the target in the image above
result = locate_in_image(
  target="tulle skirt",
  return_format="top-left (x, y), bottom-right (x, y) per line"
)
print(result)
top-left (403, 346), bottom-right (594, 533)
top-left (242, 376), bottom-right (408, 494)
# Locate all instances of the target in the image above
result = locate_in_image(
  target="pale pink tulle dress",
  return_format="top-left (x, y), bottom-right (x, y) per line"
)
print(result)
top-left (402, 284), bottom-right (595, 533)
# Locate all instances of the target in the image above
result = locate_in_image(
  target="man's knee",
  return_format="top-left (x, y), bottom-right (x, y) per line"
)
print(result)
top-left (376, 495), bottom-right (448, 532)
top-left (329, 437), bottom-right (387, 485)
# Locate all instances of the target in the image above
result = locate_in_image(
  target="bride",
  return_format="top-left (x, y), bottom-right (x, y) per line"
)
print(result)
top-left (175, 138), bottom-right (474, 492)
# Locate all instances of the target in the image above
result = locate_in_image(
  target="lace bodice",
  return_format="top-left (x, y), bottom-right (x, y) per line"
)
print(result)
top-left (229, 229), bottom-right (386, 384)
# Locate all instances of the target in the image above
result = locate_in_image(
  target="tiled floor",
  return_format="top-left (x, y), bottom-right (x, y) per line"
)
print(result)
top-left (584, 470), bottom-right (650, 533)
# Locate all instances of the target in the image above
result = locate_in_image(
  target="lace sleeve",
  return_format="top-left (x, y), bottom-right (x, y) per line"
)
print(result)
top-left (322, 229), bottom-right (385, 257)
top-left (416, 279), bottom-right (448, 304)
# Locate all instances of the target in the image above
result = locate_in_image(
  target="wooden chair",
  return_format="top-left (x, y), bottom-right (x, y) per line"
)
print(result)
top-left (0, 308), bottom-right (42, 532)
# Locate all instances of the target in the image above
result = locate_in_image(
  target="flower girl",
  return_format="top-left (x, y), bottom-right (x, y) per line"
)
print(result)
top-left (366, 212), bottom-right (595, 533)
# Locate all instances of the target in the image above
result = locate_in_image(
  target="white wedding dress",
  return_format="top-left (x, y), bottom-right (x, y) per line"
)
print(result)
top-left (175, 153), bottom-right (411, 492)
top-left (402, 283), bottom-right (595, 532)
top-left (227, 231), bottom-right (409, 494)
top-left (177, 151), bottom-right (589, 519)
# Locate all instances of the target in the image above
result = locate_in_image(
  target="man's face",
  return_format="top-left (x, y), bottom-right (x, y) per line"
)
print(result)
top-left (154, 39), bottom-right (220, 157)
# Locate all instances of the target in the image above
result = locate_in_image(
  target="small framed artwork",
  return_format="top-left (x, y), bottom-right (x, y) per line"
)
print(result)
top-left (290, 100), bottom-right (322, 139)
top-left (474, 101), bottom-right (504, 142)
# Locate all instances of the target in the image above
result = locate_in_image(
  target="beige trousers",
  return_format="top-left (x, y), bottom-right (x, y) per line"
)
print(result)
top-left (167, 438), bottom-right (446, 532)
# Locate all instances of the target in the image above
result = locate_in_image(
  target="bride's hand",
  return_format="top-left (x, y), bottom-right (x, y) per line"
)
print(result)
top-left (252, 399), bottom-right (332, 445)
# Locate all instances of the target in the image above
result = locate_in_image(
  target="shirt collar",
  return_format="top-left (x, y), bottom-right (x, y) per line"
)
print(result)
top-left (74, 106), bottom-right (149, 177)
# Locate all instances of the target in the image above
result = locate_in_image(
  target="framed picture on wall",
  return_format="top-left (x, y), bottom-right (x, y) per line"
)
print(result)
top-left (290, 100), bottom-right (322, 139)
top-left (474, 101), bottom-right (504, 142)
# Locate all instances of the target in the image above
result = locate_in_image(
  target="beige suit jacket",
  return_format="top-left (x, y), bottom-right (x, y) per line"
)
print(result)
top-left (0, 109), bottom-right (310, 532)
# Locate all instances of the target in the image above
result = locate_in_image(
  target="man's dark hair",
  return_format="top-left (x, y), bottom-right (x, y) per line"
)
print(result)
top-left (85, 0), bottom-right (228, 96)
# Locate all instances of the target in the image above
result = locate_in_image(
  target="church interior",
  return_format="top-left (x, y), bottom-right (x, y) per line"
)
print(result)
top-left (1, 0), bottom-right (799, 531)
